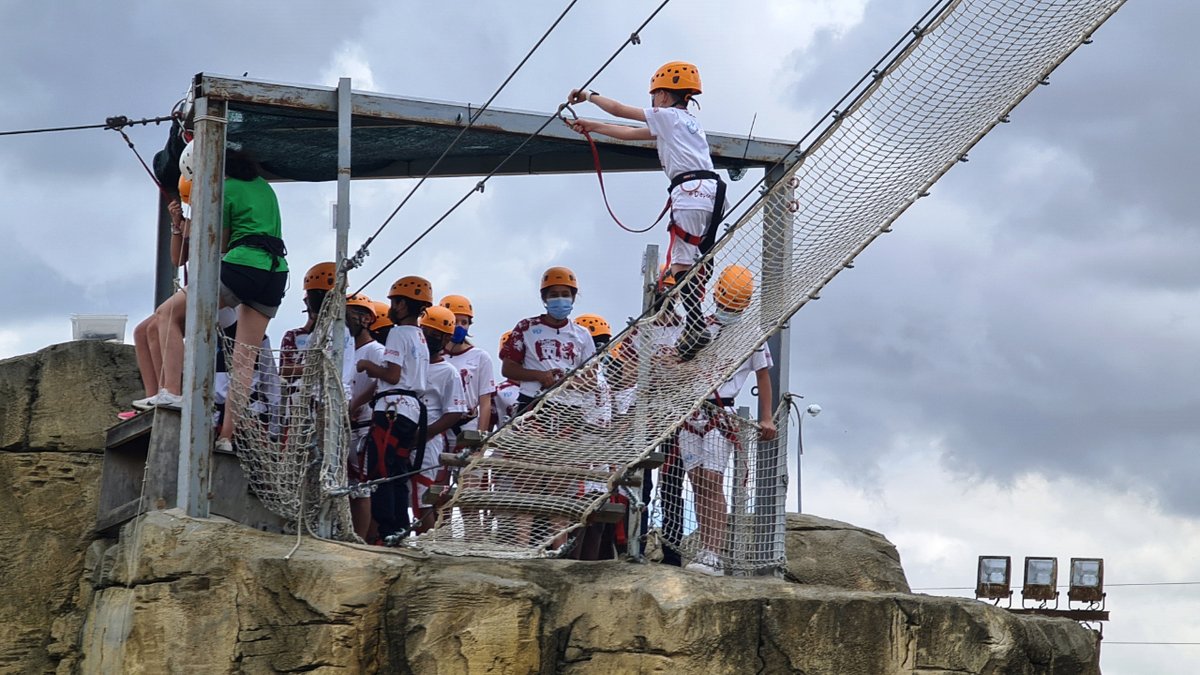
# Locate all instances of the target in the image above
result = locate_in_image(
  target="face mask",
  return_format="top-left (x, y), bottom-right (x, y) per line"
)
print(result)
top-left (714, 308), bottom-right (744, 326)
top-left (426, 334), bottom-right (445, 356)
top-left (545, 297), bottom-right (574, 320)
top-left (450, 325), bottom-right (469, 344)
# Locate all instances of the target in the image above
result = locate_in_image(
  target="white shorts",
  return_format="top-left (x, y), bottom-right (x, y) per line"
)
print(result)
top-left (411, 433), bottom-right (448, 507)
top-left (668, 209), bottom-right (712, 267)
top-left (678, 408), bottom-right (736, 472)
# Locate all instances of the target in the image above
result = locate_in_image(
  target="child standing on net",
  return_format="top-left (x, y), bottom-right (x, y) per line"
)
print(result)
top-left (568, 61), bottom-right (725, 356)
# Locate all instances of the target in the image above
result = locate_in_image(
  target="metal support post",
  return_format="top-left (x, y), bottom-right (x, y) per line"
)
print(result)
top-left (177, 97), bottom-right (227, 518)
top-left (154, 192), bottom-right (176, 307)
top-left (732, 405), bottom-right (751, 575)
top-left (317, 78), bottom-right (353, 537)
top-left (758, 164), bottom-right (793, 574)
top-left (626, 243), bottom-right (659, 560)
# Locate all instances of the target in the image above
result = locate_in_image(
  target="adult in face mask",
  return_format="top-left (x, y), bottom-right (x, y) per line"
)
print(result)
top-left (499, 266), bottom-right (597, 414)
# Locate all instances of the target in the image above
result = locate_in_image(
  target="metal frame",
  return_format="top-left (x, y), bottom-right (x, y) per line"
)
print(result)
top-left (173, 74), bottom-right (800, 523)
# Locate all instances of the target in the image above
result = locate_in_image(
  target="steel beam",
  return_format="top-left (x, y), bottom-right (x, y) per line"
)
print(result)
top-left (177, 97), bottom-right (226, 518)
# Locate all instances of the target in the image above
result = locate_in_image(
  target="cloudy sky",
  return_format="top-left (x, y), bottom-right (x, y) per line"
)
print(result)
top-left (1, 1), bottom-right (1195, 671)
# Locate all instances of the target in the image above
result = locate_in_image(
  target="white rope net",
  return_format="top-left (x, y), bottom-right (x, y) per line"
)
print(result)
top-left (222, 275), bottom-right (356, 541)
top-left (414, 0), bottom-right (1125, 561)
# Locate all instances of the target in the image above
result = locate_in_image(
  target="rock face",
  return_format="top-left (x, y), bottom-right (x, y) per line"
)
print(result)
top-left (785, 513), bottom-right (912, 593)
top-left (0, 341), bottom-right (141, 674)
top-left (0, 342), bottom-right (1101, 674)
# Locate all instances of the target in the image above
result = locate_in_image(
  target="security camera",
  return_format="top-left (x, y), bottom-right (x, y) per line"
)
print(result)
top-left (806, 404), bottom-right (822, 417)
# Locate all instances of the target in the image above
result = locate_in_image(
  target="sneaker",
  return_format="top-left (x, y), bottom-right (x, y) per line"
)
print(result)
top-left (684, 549), bottom-right (725, 576)
top-left (131, 394), bottom-right (157, 411)
top-left (214, 437), bottom-right (233, 453)
top-left (676, 326), bottom-right (712, 362)
top-left (147, 391), bottom-right (184, 409)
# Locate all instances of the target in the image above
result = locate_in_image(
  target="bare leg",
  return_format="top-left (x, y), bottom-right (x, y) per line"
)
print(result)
top-left (219, 304), bottom-right (271, 442)
top-left (688, 467), bottom-right (728, 554)
top-left (155, 290), bottom-right (189, 395)
top-left (132, 315), bottom-right (158, 397)
top-left (350, 497), bottom-right (372, 541)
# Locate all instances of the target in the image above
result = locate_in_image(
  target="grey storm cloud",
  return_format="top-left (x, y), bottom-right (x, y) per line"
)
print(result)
top-left (784, 1), bottom-right (1200, 515)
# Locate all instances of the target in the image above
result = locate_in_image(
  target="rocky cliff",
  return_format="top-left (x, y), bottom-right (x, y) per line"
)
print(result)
top-left (0, 342), bottom-right (1100, 674)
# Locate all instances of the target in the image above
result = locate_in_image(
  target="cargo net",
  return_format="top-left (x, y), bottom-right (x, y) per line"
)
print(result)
top-left (415, 0), bottom-right (1124, 559)
top-left (648, 403), bottom-right (790, 574)
top-left (222, 274), bottom-right (356, 541)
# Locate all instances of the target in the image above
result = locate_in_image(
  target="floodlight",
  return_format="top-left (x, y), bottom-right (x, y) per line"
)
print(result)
top-left (976, 556), bottom-right (1012, 601)
top-left (806, 404), bottom-right (822, 416)
top-left (1068, 558), bottom-right (1105, 604)
top-left (1022, 557), bottom-right (1059, 604)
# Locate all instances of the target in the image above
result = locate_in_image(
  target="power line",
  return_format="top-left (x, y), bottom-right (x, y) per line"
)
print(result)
top-left (348, 0), bottom-right (580, 269)
top-left (353, 0), bottom-right (673, 293)
top-left (0, 115), bottom-right (174, 137)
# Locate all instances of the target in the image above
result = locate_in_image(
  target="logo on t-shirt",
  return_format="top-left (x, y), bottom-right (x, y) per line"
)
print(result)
top-left (685, 119), bottom-right (698, 134)
top-left (534, 338), bottom-right (578, 363)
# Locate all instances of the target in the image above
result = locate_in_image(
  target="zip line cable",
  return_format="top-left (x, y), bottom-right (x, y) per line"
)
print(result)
top-left (347, 0), bottom-right (580, 271)
top-left (353, 0), bottom-right (673, 294)
top-left (0, 114), bottom-right (174, 137)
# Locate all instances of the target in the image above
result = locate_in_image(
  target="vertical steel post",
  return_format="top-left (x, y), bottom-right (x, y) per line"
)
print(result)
top-left (154, 193), bottom-right (176, 307)
top-left (732, 405), bottom-right (751, 575)
top-left (177, 97), bottom-right (226, 518)
top-left (317, 78), bottom-right (353, 537)
top-left (626, 243), bottom-right (659, 560)
top-left (758, 164), bottom-right (792, 574)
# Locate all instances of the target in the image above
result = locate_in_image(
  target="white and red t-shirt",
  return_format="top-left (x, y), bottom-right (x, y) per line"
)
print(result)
top-left (707, 319), bottom-right (772, 403)
top-left (443, 345), bottom-right (496, 432)
top-left (348, 340), bottom-right (386, 425)
top-left (492, 379), bottom-right (522, 428)
top-left (644, 106), bottom-right (717, 212)
top-left (613, 319), bottom-right (684, 415)
top-left (500, 316), bottom-right (596, 403)
top-left (374, 324), bottom-right (428, 423)
top-left (419, 360), bottom-right (469, 470)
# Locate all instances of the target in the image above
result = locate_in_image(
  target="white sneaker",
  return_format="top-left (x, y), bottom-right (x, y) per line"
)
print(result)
top-left (684, 549), bottom-right (725, 577)
top-left (214, 437), bottom-right (233, 453)
top-left (131, 394), bottom-right (157, 411)
top-left (148, 391), bottom-right (184, 408)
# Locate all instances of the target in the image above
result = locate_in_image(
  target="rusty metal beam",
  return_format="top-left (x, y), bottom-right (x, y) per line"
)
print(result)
top-left (194, 72), bottom-right (799, 177)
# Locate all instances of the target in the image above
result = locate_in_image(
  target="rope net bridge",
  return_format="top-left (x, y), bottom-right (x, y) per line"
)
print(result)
top-left (220, 0), bottom-right (1124, 565)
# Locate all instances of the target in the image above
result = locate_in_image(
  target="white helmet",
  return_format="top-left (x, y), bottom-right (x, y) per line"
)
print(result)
top-left (178, 140), bottom-right (195, 180)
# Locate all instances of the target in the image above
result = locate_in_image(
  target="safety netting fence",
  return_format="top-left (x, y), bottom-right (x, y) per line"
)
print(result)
top-left (414, 0), bottom-right (1125, 567)
top-left (222, 273), bottom-right (356, 541)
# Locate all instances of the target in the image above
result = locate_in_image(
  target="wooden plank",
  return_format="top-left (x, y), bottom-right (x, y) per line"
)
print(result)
top-left (105, 409), bottom-right (155, 449)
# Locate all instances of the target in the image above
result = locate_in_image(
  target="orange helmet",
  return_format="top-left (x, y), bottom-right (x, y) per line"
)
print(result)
top-left (178, 175), bottom-right (192, 206)
top-left (659, 263), bottom-right (677, 288)
top-left (650, 61), bottom-right (702, 96)
top-left (714, 265), bottom-right (754, 311)
top-left (370, 300), bottom-right (392, 331)
top-left (439, 294), bottom-right (474, 318)
top-left (498, 330), bottom-right (512, 355)
top-left (303, 262), bottom-right (337, 291)
top-left (346, 293), bottom-right (375, 317)
top-left (420, 305), bottom-right (456, 335)
top-left (541, 266), bottom-right (578, 291)
top-left (575, 313), bottom-right (612, 339)
top-left (389, 275), bottom-right (433, 303)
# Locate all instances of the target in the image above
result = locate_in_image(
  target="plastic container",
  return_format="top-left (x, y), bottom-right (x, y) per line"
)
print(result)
top-left (71, 314), bottom-right (128, 342)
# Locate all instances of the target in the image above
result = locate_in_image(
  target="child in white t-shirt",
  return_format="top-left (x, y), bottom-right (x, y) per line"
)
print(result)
top-left (410, 306), bottom-right (467, 534)
top-left (568, 62), bottom-right (726, 356)
top-left (356, 275), bottom-right (432, 543)
top-left (439, 295), bottom-right (496, 438)
top-left (344, 294), bottom-right (385, 541)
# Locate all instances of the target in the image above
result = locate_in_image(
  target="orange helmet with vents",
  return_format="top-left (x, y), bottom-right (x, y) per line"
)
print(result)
top-left (346, 293), bottom-right (375, 317)
top-left (439, 294), bottom-right (474, 318)
top-left (714, 265), bottom-right (754, 311)
top-left (659, 263), bottom-right (677, 288)
top-left (370, 300), bottom-right (392, 331)
top-left (303, 262), bottom-right (337, 291)
top-left (178, 175), bottom-right (192, 205)
top-left (540, 266), bottom-right (578, 291)
top-left (575, 313), bottom-right (612, 339)
top-left (499, 330), bottom-right (512, 355)
top-left (389, 275), bottom-right (433, 303)
top-left (420, 305), bottom-right (456, 335)
top-left (649, 61), bottom-right (702, 95)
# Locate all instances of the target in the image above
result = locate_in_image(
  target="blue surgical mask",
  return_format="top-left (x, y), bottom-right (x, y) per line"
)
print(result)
top-left (545, 297), bottom-right (574, 320)
top-left (714, 308), bottom-right (744, 326)
top-left (450, 325), bottom-right (469, 344)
